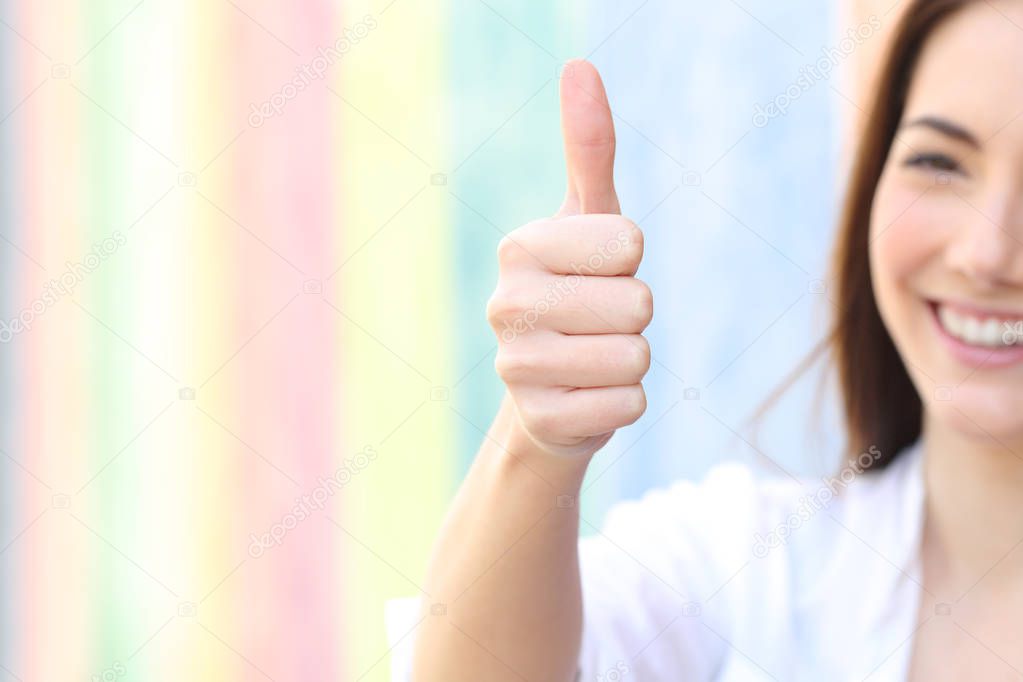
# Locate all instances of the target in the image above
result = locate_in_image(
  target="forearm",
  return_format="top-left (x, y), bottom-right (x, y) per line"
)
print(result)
top-left (411, 395), bottom-right (590, 682)
top-left (413, 59), bottom-right (641, 681)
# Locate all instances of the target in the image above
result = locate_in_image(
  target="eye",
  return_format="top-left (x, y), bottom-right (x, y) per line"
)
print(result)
top-left (903, 151), bottom-right (964, 175)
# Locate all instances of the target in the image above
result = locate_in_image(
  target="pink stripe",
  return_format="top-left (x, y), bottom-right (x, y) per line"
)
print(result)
top-left (229, 2), bottom-right (341, 677)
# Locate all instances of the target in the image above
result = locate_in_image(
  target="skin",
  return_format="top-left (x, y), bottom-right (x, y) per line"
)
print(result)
top-left (869, 2), bottom-right (1023, 678)
top-left (412, 60), bottom-right (648, 681)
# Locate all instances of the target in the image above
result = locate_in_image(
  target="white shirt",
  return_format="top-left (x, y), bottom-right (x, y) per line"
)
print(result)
top-left (385, 440), bottom-right (927, 681)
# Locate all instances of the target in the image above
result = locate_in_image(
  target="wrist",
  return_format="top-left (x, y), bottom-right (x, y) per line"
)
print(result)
top-left (490, 393), bottom-right (593, 491)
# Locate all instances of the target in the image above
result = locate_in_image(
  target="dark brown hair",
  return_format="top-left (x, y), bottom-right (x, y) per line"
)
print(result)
top-left (758, 0), bottom-right (984, 469)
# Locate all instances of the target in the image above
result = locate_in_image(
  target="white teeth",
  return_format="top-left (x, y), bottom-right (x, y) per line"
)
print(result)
top-left (981, 318), bottom-right (1001, 342)
top-left (937, 305), bottom-right (1023, 348)
top-left (963, 316), bottom-right (980, 340)
top-left (938, 306), bottom-right (965, 337)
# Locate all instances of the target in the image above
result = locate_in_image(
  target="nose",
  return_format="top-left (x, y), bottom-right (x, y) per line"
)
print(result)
top-left (945, 192), bottom-right (1023, 288)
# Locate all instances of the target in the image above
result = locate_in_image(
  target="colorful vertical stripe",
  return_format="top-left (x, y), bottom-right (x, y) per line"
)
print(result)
top-left (0, 1), bottom-right (855, 679)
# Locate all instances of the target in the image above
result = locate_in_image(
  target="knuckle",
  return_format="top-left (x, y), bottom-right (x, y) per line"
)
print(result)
top-left (496, 234), bottom-right (526, 268)
top-left (573, 134), bottom-right (614, 150)
top-left (485, 290), bottom-right (511, 327)
top-left (488, 278), bottom-right (554, 343)
top-left (486, 281), bottom-right (526, 328)
top-left (494, 347), bottom-right (532, 382)
top-left (497, 222), bottom-right (545, 270)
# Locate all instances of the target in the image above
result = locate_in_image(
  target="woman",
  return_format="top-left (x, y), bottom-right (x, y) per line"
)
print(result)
top-left (396, 0), bottom-right (1023, 678)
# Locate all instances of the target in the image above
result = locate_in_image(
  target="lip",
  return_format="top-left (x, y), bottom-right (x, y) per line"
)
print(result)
top-left (928, 300), bottom-right (1023, 369)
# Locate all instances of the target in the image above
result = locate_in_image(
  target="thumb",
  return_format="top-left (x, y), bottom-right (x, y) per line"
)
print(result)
top-left (556, 59), bottom-right (620, 217)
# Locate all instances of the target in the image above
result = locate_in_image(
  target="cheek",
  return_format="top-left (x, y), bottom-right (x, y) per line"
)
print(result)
top-left (869, 173), bottom-right (958, 311)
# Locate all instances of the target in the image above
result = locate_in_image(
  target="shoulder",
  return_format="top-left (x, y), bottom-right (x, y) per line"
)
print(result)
top-left (575, 443), bottom-right (924, 679)
top-left (583, 461), bottom-right (784, 580)
top-left (575, 460), bottom-right (808, 678)
top-left (585, 442), bottom-right (923, 568)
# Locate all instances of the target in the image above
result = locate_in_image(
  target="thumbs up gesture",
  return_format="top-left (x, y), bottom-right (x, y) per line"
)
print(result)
top-left (487, 60), bottom-right (652, 458)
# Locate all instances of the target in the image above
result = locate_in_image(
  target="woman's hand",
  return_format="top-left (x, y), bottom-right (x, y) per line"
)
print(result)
top-left (487, 60), bottom-right (652, 459)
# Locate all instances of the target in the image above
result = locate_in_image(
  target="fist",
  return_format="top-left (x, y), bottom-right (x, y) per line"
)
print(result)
top-left (487, 60), bottom-right (652, 458)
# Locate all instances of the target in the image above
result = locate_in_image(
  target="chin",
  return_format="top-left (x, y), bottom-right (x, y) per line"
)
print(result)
top-left (926, 384), bottom-right (1023, 449)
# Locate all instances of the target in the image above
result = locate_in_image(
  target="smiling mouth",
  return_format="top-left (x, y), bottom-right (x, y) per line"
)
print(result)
top-left (931, 301), bottom-right (1023, 349)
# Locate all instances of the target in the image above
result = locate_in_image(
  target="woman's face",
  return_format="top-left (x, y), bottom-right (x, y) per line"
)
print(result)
top-left (871, 0), bottom-right (1023, 446)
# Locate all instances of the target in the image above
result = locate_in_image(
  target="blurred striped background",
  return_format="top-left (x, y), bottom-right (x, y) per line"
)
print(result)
top-left (0, 0), bottom-right (897, 679)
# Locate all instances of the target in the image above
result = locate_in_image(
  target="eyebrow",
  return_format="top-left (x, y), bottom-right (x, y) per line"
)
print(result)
top-left (900, 115), bottom-right (981, 149)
